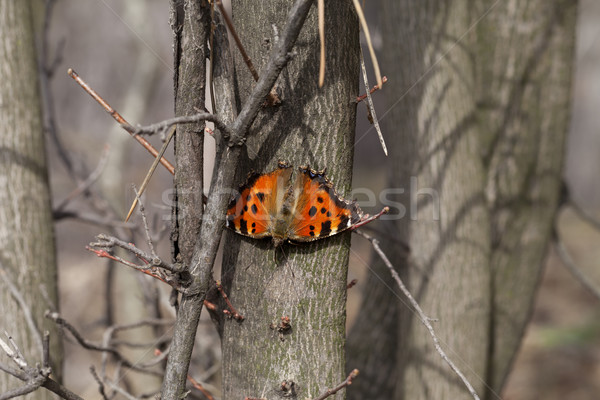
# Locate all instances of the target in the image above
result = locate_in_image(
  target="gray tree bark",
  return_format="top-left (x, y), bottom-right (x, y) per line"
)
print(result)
top-left (0, 0), bottom-right (61, 397)
top-left (219, 1), bottom-right (359, 399)
top-left (347, 0), bottom-right (577, 399)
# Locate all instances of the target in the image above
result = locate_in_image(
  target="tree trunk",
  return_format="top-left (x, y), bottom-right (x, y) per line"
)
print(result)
top-left (347, 1), bottom-right (577, 399)
top-left (219, 1), bottom-right (359, 399)
top-left (476, 0), bottom-right (577, 394)
top-left (0, 0), bottom-right (61, 397)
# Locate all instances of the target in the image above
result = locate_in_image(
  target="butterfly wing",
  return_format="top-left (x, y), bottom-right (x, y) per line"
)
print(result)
top-left (226, 163), bottom-right (292, 239)
top-left (287, 167), bottom-right (363, 242)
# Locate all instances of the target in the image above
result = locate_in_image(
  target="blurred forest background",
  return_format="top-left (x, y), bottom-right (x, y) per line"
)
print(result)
top-left (37, 0), bottom-right (600, 398)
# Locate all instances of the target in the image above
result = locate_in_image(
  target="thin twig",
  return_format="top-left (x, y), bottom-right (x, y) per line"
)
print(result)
top-left (135, 187), bottom-right (157, 256)
top-left (216, 281), bottom-right (244, 321)
top-left (356, 76), bottom-right (387, 102)
top-left (359, 47), bottom-right (387, 156)
top-left (188, 374), bottom-right (216, 400)
top-left (554, 235), bottom-right (600, 301)
top-left (349, 206), bottom-right (389, 231)
top-left (45, 311), bottom-right (162, 377)
top-left (311, 369), bottom-right (359, 400)
top-left (0, 332), bottom-right (84, 400)
top-left (54, 144), bottom-right (110, 211)
top-left (357, 230), bottom-right (481, 400)
top-left (125, 126), bottom-right (176, 222)
top-left (127, 112), bottom-right (232, 139)
top-left (569, 198), bottom-right (600, 232)
top-left (90, 366), bottom-right (109, 400)
top-left (215, 0), bottom-right (280, 105)
top-left (216, 0), bottom-right (258, 80)
top-left (53, 209), bottom-right (136, 229)
top-left (90, 234), bottom-right (176, 272)
top-left (42, 331), bottom-right (50, 370)
top-left (67, 68), bottom-right (175, 175)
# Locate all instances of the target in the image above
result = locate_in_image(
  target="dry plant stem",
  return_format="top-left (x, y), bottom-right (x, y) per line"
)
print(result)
top-left (161, 0), bottom-right (316, 396)
top-left (67, 68), bottom-right (175, 175)
top-left (311, 369), bottom-right (359, 400)
top-left (356, 231), bottom-right (482, 400)
top-left (318, 0), bottom-right (325, 87)
top-left (125, 126), bottom-right (176, 222)
top-left (351, 0), bottom-right (382, 87)
top-left (359, 47), bottom-right (387, 156)
top-left (356, 76), bottom-right (388, 102)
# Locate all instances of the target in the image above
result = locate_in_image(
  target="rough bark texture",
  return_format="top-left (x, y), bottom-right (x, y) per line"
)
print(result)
top-left (347, 1), bottom-right (577, 399)
top-left (171, 0), bottom-right (208, 267)
top-left (220, 1), bottom-right (359, 399)
top-left (0, 0), bottom-right (61, 397)
top-left (161, 0), bottom-right (210, 397)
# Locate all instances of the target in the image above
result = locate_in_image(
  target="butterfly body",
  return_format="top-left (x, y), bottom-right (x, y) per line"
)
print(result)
top-left (226, 161), bottom-right (364, 246)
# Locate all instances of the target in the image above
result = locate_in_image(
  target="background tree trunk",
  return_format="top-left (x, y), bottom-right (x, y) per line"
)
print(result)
top-left (347, 0), bottom-right (577, 399)
top-left (0, 0), bottom-right (61, 397)
top-left (219, 1), bottom-right (359, 399)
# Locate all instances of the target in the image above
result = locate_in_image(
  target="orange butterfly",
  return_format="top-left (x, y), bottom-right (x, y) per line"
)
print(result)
top-left (226, 161), bottom-right (386, 246)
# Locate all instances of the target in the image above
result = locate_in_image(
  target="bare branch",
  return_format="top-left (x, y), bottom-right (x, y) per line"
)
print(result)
top-left (89, 234), bottom-right (176, 272)
top-left (356, 76), bottom-right (387, 103)
top-left (356, 230), bottom-right (482, 400)
top-left (0, 375), bottom-right (45, 400)
top-left (0, 332), bottom-right (84, 400)
top-left (569, 198), bottom-right (600, 232)
top-left (67, 68), bottom-right (175, 175)
top-left (554, 235), bottom-right (600, 301)
top-left (54, 145), bottom-right (110, 212)
top-left (45, 311), bottom-right (163, 377)
top-left (216, 280), bottom-right (244, 321)
top-left (311, 369), bottom-right (359, 400)
top-left (126, 113), bottom-right (232, 139)
top-left (90, 366), bottom-right (109, 400)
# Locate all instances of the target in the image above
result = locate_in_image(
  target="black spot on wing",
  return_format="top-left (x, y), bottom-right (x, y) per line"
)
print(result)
top-left (317, 196), bottom-right (324, 203)
top-left (251, 204), bottom-right (258, 214)
top-left (320, 207), bottom-right (327, 214)
top-left (308, 206), bottom-right (317, 217)
top-left (239, 219), bottom-right (248, 234)
top-left (256, 192), bottom-right (265, 203)
top-left (320, 221), bottom-right (332, 237)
